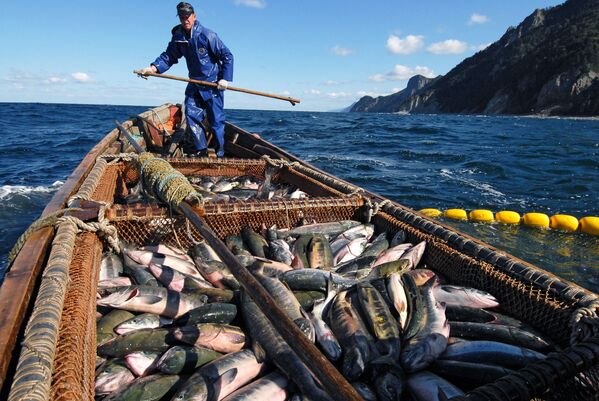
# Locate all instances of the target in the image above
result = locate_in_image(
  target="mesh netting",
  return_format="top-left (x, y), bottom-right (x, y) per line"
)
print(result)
top-left (50, 233), bottom-right (101, 401)
top-left (110, 197), bottom-right (365, 248)
top-left (166, 158), bottom-right (268, 179)
top-left (118, 158), bottom-right (345, 198)
top-left (93, 164), bottom-right (120, 203)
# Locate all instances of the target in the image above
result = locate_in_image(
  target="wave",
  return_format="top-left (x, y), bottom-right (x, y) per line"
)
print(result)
top-left (0, 181), bottom-right (64, 200)
top-left (439, 169), bottom-right (506, 199)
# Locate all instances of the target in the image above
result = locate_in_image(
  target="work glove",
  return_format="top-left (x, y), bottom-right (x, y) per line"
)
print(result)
top-left (217, 79), bottom-right (229, 90)
top-left (137, 66), bottom-right (157, 79)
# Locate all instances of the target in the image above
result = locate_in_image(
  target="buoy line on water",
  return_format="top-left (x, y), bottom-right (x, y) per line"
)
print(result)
top-left (418, 208), bottom-right (599, 236)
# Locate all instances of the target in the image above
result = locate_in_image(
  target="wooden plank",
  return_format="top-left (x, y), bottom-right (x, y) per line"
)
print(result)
top-left (224, 141), bottom-right (262, 159)
top-left (0, 128), bottom-right (119, 390)
top-left (0, 228), bottom-right (53, 391)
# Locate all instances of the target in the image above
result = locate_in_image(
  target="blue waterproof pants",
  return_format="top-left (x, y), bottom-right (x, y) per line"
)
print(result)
top-left (184, 89), bottom-right (225, 157)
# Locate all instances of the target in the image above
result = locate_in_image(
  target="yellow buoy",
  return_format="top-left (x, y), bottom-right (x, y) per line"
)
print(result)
top-left (549, 214), bottom-right (579, 232)
top-left (579, 216), bottom-right (599, 236)
top-left (469, 209), bottom-right (494, 223)
top-left (419, 208), bottom-right (442, 218)
top-left (523, 212), bottom-right (550, 228)
top-left (444, 209), bottom-right (468, 221)
top-left (495, 211), bottom-right (521, 225)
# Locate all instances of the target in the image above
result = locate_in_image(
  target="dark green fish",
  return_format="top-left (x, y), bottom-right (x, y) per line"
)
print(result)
top-left (97, 328), bottom-right (178, 358)
top-left (356, 282), bottom-right (401, 359)
top-left (293, 291), bottom-right (325, 311)
top-left (308, 234), bottom-right (334, 270)
top-left (448, 321), bottom-right (553, 352)
top-left (291, 234), bottom-right (313, 269)
top-left (253, 267), bottom-right (314, 341)
top-left (156, 345), bottom-right (222, 374)
top-left (328, 290), bottom-right (371, 380)
top-left (174, 303), bottom-right (238, 326)
top-left (97, 310), bottom-right (135, 345)
top-left (430, 359), bottom-right (515, 387)
top-left (241, 227), bottom-right (269, 258)
top-left (439, 340), bottom-right (546, 369)
top-left (103, 373), bottom-right (183, 401)
top-left (240, 291), bottom-right (330, 401)
top-left (280, 269), bottom-right (357, 292)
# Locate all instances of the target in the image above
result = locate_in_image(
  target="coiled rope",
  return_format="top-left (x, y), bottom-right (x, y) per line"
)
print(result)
top-left (261, 154), bottom-right (301, 170)
top-left (7, 208), bottom-right (81, 265)
top-left (7, 203), bottom-right (121, 266)
top-left (570, 300), bottom-right (599, 345)
top-left (7, 221), bottom-right (79, 401)
top-left (137, 152), bottom-right (202, 208)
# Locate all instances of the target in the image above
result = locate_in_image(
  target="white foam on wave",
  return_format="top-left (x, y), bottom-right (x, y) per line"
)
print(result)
top-left (0, 181), bottom-right (64, 200)
top-left (440, 169), bottom-right (505, 199)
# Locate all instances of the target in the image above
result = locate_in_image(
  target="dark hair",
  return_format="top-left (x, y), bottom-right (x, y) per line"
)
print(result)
top-left (176, 2), bottom-right (194, 16)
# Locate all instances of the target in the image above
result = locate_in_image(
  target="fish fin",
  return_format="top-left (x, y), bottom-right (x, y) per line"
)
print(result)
top-left (137, 295), bottom-right (163, 305)
top-left (326, 271), bottom-right (334, 294)
top-left (217, 368), bottom-right (238, 387)
top-left (438, 388), bottom-right (450, 401)
top-left (248, 257), bottom-right (267, 275)
top-left (251, 340), bottom-right (267, 362)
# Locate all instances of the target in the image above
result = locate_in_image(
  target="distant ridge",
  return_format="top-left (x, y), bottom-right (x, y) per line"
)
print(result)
top-left (349, 0), bottom-right (599, 116)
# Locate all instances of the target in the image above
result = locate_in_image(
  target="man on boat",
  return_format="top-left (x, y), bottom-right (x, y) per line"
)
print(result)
top-left (138, 2), bottom-right (234, 158)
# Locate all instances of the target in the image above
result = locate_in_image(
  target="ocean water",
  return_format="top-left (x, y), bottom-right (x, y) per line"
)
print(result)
top-left (0, 103), bottom-right (598, 293)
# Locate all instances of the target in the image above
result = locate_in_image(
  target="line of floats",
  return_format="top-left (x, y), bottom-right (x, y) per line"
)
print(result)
top-left (418, 208), bottom-right (599, 236)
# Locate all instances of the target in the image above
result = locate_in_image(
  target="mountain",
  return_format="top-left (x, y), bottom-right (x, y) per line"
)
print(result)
top-left (349, 0), bottom-right (599, 116)
top-left (349, 75), bottom-right (437, 112)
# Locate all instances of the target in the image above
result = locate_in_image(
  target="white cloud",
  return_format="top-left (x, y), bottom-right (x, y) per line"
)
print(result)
top-left (71, 72), bottom-right (92, 83)
top-left (323, 80), bottom-right (340, 86)
top-left (234, 0), bottom-right (266, 8)
top-left (331, 46), bottom-right (354, 56)
top-left (427, 39), bottom-right (468, 54)
top-left (370, 64), bottom-right (436, 82)
top-left (386, 34), bottom-right (424, 55)
top-left (305, 89), bottom-right (321, 95)
top-left (469, 13), bottom-right (489, 25)
top-left (326, 92), bottom-right (353, 99)
top-left (45, 76), bottom-right (67, 84)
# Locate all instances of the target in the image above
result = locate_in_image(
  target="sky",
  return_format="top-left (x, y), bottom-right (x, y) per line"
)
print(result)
top-left (0, 0), bottom-right (565, 112)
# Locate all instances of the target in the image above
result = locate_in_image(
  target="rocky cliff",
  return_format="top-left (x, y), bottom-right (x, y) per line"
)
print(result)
top-left (350, 75), bottom-right (437, 112)
top-left (350, 0), bottom-right (599, 116)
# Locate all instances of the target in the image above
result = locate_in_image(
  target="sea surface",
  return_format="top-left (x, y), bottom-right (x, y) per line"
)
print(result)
top-left (0, 103), bottom-right (598, 293)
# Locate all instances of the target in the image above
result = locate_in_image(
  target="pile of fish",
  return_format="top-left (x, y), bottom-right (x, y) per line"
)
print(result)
top-left (188, 175), bottom-right (309, 203)
top-left (96, 219), bottom-right (556, 400)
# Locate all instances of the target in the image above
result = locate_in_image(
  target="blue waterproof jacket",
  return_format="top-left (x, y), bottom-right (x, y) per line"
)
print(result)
top-left (152, 20), bottom-right (234, 101)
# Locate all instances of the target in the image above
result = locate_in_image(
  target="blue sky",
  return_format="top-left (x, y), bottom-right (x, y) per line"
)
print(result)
top-left (0, 0), bottom-right (564, 111)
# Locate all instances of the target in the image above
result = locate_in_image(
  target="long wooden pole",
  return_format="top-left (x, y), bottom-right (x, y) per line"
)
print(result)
top-left (133, 70), bottom-right (301, 106)
top-left (120, 126), bottom-right (361, 400)
top-left (178, 203), bottom-right (363, 401)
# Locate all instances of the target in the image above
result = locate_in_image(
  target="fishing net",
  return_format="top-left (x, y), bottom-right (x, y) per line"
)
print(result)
top-left (109, 197), bottom-right (365, 249)
top-left (50, 233), bottom-right (101, 401)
